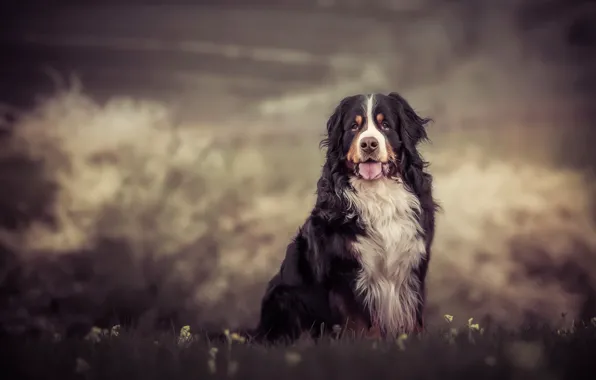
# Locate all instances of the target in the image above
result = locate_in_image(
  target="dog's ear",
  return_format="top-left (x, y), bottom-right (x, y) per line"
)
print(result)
top-left (319, 102), bottom-right (344, 151)
top-left (387, 92), bottom-right (431, 149)
top-left (326, 102), bottom-right (344, 136)
top-left (388, 92), bottom-right (433, 199)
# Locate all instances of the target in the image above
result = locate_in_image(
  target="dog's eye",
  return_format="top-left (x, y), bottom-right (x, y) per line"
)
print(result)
top-left (381, 121), bottom-right (390, 130)
top-left (351, 123), bottom-right (359, 131)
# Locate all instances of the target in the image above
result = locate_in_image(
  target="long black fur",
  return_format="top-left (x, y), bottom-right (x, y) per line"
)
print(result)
top-left (254, 92), bottom-right (438, 343)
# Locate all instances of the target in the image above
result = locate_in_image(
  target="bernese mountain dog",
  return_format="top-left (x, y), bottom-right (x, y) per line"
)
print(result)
top-left (254, 92), bottom-right (437, 343)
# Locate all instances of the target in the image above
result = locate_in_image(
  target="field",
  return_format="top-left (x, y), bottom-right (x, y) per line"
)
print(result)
top-left (4, 318), bottom-right (596, 380)
top-left (1, 2), bottom-right (595, 379)
top-left (1, 90), bottom-right (595, 380)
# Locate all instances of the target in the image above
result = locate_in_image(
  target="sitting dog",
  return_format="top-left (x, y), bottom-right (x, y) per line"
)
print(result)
top-left (255, 92), bottom-right (438, 342)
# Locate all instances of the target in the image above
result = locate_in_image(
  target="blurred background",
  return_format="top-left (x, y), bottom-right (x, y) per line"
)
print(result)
top-left (0, 0), bottom-right (595, 336)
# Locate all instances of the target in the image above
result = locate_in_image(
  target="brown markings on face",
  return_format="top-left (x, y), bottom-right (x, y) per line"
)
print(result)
top-left (375, 113), bottom-right (384, 124)
top-left (375, 112), bottom-right (396, 162)
top-left (346, 114), bottom-right (364, 164)
top-left (346, 112), bottom-right (397, 165)
top-left (355, 115), bottom-right (363, 127)
top-left (386, 143), bottom-right (396, 162)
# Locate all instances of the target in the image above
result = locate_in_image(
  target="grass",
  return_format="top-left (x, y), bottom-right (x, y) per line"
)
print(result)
top-left (4, 317), bottom-right (596, 380)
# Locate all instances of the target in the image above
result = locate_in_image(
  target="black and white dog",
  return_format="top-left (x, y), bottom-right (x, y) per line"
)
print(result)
top-left (255, 92), bottom-right (438, 343)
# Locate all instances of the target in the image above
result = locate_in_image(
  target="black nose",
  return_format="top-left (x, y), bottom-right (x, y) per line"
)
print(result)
top-left (360, 136), bottom-right (379, 153)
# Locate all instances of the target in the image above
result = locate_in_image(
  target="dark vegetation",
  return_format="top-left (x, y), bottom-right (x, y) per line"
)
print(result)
top-left (2, 320), bottom-right (596, 380)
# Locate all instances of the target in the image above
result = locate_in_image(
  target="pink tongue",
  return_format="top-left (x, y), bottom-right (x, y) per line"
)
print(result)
top-left (358, 162), bottom-right (383, 180)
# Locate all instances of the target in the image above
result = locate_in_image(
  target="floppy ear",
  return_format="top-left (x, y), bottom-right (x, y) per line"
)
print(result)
top-left (388, 92), bottom-right (433, 198)
top-left (315, 100), bottom-right (352, 221)
top-left (319, 103), bottom-right (344, 155)
top-left (387, 92), bottom-right (431, 148)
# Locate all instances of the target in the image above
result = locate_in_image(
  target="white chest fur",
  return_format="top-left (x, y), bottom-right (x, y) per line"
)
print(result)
top-left (343, 177), bottom-right (426, 335)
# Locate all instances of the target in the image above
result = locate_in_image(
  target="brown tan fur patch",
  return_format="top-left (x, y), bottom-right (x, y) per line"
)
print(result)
top-left (375, 113), bottom-right (396, 162)
top-left (346, 115), bottom-right (363, 163)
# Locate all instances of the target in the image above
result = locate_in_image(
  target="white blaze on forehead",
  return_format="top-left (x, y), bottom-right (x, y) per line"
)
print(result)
top-left (358, 94), bottom-right (388, 160)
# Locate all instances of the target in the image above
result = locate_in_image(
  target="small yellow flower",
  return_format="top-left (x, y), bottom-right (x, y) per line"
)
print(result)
top-left (444, 314), bottom-right (454, 323)
top-left (397, 333), bottom-right (408, 351)
top-left (284, 351), bottom-right (302, 366)
top-left (207, 346), bottom-right (219, 374)
top-left (84, 326), bottom-right (103, 343)
top-left (178, 325), bottom-right (192, 347)
top-left (467, 318), bottom-right (480, 331)
top-left (230, 332), bottom-right (246, 343)
top-left (466, 318), bottom-right (480, 344)
top-left (180, 325), bottom-right (191, 336)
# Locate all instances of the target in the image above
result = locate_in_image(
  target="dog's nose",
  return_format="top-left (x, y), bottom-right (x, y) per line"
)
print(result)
top-left (360, 136), bottom-right (379, 154)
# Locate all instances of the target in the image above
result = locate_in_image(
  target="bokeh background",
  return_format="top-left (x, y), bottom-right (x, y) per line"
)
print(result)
top-left (0, 0), bottom-right (595, 336)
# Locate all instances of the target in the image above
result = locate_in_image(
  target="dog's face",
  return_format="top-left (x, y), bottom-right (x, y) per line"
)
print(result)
top-left (325, 93), bottom-right (427, 181)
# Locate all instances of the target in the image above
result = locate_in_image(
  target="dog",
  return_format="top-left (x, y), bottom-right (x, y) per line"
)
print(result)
top-left (254, 92), bottom-right (438, 343)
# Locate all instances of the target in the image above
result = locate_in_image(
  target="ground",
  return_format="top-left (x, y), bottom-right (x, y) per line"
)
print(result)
top-left (4, 318), bottom-right (596, 380)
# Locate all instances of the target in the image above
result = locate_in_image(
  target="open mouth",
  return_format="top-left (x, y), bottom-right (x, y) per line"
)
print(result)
top-left (356, 159), bottom-right (390, 181)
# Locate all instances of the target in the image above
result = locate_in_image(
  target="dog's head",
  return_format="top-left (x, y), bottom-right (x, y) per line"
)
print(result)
top-left (322, 92), bottom-right (431, 182)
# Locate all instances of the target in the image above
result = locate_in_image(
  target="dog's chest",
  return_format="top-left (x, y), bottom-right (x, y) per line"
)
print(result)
top-left (344, 178), bottom-right (426, 334)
